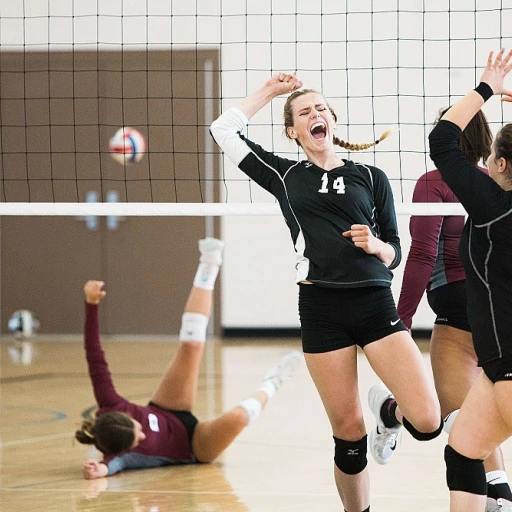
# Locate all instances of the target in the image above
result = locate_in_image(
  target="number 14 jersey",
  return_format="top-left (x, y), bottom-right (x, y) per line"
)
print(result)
top-left (210, 107), bottom-right (401, 289)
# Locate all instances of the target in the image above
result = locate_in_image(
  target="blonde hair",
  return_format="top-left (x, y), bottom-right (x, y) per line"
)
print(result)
top-left (333, 129), bottom-right (392, 151)
top-left (283, 88), bottom-right (392, 151)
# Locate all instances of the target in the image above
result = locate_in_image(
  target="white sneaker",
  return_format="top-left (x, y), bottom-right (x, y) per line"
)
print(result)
top-left (487, 497), bottom-right (512, 512)
top-left (368, 383), bottom-right (401, 465)
top-left (443, 409), bottom-right (459, 434)
top-left (199, 237), bottom-right (225, 265)
top-left (263, 350), bottom-right (303, 391)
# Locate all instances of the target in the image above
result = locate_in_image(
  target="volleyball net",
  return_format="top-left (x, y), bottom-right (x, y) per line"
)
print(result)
top-left (1, 1), bottom-right (512, 216)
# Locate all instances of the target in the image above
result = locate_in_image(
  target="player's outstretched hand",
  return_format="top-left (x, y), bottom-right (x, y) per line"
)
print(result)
top-left (480, 49), bottom-right (512, 102)
top-left (84, 281), bottom-right (107, 305)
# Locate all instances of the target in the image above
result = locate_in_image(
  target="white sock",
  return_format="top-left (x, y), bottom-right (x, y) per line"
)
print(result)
top-left (193, 262), bottom-right (220, 291)
top-left (238, 397), bottom-right (262, 425)
top-left (258, 380), bottom-right (278, 400)
top-left (487, 470), bottom-right (509, 485)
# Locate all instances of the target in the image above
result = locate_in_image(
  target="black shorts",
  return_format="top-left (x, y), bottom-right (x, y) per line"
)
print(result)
top-left (426, 281), bottom-right (471, 333)
top-left (299, 284), bottom-right (407, 354)
top-left (482, 355), bottom-right (512, 383)
top-left (147, 402), bottom-right (199, 444)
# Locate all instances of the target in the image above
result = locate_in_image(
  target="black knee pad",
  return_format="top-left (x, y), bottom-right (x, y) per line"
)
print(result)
top-left (402, 416), bottom-right (443, 441)
top-left (444, 445), bottom-right (486, 494)
top-left (333, 435), bottom-right (368, 475)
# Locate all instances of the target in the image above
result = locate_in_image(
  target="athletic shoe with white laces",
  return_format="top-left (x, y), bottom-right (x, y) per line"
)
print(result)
top-left (487, 497), bottom-right (512, 512)
top-left (199, 237), bottom-right (225, 265)
top-left (262, 350), bottom-right (303, 392)
top-left (368, 383), bottom-right (402, 465)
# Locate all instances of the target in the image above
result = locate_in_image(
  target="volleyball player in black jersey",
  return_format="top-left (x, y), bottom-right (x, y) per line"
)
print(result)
top-left (429, 49), bottom-right (512, 512)
top-left (211, 75), bottom-right (442, 512)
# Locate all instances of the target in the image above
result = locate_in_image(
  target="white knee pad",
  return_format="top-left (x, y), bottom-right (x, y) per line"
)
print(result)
top-left (179, 312), bottom-right (209, 343)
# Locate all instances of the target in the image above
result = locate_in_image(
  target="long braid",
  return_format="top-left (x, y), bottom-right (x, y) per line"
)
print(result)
top-left (333, 128), bottom-right (393, 151)
top-left (284, 89), bottom-right (393, 150)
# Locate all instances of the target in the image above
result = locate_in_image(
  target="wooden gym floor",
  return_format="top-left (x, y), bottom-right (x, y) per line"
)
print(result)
top-left (1, 335), bottom-right (508, 511)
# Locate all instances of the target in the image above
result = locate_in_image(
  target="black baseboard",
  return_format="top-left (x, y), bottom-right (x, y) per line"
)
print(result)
top-left (223, 327), bottom-right (433, 340)
top-left (223, 327), bottom-right (301, 338)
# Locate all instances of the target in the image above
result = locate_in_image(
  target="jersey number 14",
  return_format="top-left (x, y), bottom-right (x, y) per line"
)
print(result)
top-left (318, 173), bottom-right (346, 194)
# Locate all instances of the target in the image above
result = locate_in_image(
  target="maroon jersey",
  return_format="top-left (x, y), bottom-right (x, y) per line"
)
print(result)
top-left (397, 168), bottom-right (486, 329)
top-left (84, 303), bottom-right (195, 473)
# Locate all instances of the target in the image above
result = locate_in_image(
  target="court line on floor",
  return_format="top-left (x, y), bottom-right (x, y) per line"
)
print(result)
top-left (0, 487), bottom-right (447, 500)
top-left (2, 487), bottom-right (447, 505)
top-left (0, 432), bottom-right (73, 447)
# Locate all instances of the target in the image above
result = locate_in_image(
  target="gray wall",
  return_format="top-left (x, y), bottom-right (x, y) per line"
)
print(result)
top-left (1, 49), bottom-right (221, 334)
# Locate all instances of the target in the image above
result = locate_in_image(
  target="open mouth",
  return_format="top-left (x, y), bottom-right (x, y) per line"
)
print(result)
top-left (310, 122), bottom-right (327, 140)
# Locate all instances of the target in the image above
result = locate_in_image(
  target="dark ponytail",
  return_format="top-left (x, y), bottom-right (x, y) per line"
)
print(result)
top-left (75, 412), bottom-right (135, 455)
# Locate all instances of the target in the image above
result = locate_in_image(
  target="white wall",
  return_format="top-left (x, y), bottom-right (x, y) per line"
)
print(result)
top-left (2, 0), bottom-right (511, 330)
top-left (222, 209), bottom-right (437, 329)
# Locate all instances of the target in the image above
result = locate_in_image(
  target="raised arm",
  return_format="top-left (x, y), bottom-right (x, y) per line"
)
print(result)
top-left (441, 49), bottom-right (512, 130)
top-left (210, 73), bottom-right (302, 192)
top-left (83, 281), bottom-right (125, 409)
top-left (238, 73), bottom-right (302, 120)
top-left (429, 50), bottom-right (512, 223)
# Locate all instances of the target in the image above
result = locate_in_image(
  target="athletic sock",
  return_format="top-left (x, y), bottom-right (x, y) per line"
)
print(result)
top-left (487, 470), bottom-right (512, 501)
top-left (193, 261), bottom-right (220, 290)
top-left (258, 379), bottom-right (278, 400)
top-left (238, 397), bottom-right (262, 425)
top-left (380, 398), bottom-right (399, 428)
top-left (194, 238), bottom-right (224, 290)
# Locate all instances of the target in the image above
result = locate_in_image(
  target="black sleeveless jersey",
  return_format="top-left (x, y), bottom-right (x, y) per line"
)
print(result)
top-left (430, 120), bottom-right (512, 364)
top-left (211, 107), bottom-right (401, 289)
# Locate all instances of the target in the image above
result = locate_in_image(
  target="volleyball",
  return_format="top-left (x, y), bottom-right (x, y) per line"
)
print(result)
top-left (109, 127), bottom-right (146, 165)
top-left (8, 309), bottom-right (40, 339)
